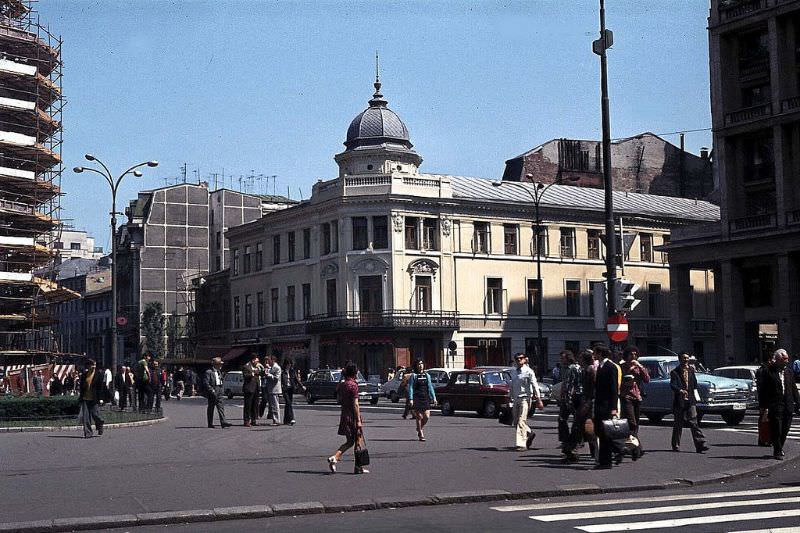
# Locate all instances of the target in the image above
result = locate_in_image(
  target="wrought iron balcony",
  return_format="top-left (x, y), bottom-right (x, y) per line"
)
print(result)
top-left (730, 212), bottom-right (776, 232)
top-left (307, 309), bottom-right (460, 333)
top-left (719, 0), bottom-right (769, 21)
top-left (724, 103), bottom-right (772, 126)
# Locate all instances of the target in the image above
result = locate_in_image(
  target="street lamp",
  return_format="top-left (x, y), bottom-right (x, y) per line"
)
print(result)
top-left (492, 175), bottom-right (579, 371)
top-left (74, 155), bottom-right (158, 371)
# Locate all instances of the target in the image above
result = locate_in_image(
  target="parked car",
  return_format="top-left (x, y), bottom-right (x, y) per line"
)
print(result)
top-left (711, 365), bottom-right (760, 409)
top-left (438, 369), bottom-right (511, 418)
top-left (383, 368), bottom-right (461, 402)
top-left (222, 371), bottom-right (244, 399)
top-left (476, 366), bottom-right (552, 406)
top-left (303, 369), bottom-right (380, 405)
top-left (639, 356), bottom-right (752, 426)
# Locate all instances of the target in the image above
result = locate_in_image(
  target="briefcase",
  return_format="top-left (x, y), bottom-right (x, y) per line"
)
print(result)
top-left (758, 418), bottom-right (772, 446)
top-left (601, 417), bottom-right (630, 441)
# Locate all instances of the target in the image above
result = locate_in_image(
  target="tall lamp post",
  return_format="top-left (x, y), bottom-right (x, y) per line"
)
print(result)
top-left (74, 155), bottom-right (158, 371)
top-left (493, 174), bottom-right (579, 370)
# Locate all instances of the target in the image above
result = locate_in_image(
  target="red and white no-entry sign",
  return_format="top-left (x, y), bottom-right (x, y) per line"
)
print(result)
top-left (607, 313), bottom-right (628, 342)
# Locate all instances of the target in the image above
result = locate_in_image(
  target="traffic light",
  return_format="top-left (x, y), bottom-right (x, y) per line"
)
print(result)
top-left (614, 279), bottom-right (641, 313)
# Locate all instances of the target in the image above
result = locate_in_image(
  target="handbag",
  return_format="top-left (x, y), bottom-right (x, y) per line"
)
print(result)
top-left (583, 418), bottom-right (595, 438)
top-left (354, 430), bottom-right (370, 467)
top-left (758, 416), bottom-right (772, 446)
top-left (601, 417), bottom-right (630, 441)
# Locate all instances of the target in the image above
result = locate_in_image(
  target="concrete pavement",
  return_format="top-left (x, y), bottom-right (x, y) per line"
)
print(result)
top-left (0, 397), bottom-right (795, 530)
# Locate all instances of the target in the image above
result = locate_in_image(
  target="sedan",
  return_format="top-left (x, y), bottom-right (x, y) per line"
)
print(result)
top-left (438, 369), bottom-right (511, 418)
top-left (304, 369), bottom-right (380, 405)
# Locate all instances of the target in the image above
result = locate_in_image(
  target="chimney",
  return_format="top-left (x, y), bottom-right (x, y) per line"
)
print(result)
top-left (700, 147), bottom-right (709, 160)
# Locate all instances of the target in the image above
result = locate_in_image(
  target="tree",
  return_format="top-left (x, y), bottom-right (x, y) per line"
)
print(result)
top-left (141, 301), bottom-right (165, 359)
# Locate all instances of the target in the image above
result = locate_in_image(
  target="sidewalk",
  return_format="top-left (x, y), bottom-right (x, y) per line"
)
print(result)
top-left (0, 401), bottom-right (793, 530)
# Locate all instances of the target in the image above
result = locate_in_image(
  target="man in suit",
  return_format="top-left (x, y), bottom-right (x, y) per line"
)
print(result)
top-left (203, 357), bottom-right (230, 428)
top-left (593, 345), bottom-right (621, 469)
top-left (135, 353), bottom-right (152, 412)
top-left (242, 355), bottom-right (263, 427)
top-left (114, 366), bottom-right (128, 411)
top-left (760, 348), bottom-right (800, 460)
top-left (670, 352), bottom-right (708, 453)
top-left (78, 359), bottom-right (107, 438)
top-left (151, 359), bottom-right (162, 412)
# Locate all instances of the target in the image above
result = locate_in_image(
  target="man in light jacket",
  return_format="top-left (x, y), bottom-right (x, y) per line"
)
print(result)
top-left (264, 355), bottom-right (282, 426)
top-left (510, 353), bottom-right (543, 451)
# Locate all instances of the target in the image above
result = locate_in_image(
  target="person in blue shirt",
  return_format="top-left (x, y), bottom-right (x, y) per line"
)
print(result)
top-left (408, 359), bottom-right (436, 442)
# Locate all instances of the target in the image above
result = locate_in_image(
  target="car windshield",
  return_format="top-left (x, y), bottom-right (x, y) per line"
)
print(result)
top-left (483, 372), bottom-right (506, 386)
top-left (331, 371), bottom-right (341, 381)
top-left (663, 360), bottom-right (680, 375)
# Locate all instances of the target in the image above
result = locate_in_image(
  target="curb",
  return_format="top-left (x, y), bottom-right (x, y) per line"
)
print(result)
top-left (0, 416), bottom-right (167, 433)
top-left (1, 452), bottom-right (795, 532)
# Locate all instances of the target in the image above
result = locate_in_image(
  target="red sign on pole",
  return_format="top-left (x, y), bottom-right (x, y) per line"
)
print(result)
top-left (606, 313), bottom-right (628, 343)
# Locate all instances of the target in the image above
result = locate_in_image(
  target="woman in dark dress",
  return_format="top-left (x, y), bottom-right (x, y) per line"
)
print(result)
top-left (408, 359), bottom-right (436, 442)
top-left (327, 362), bottom-right (368, 474)
top-left (281, 358), bottom-right (307, 426)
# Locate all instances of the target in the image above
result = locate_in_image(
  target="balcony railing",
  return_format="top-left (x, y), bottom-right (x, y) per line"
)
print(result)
top-left (692, 319), bottom-right (716, 336)
top-left (724, 103), bottom-right (772, 125)
top-left (786, 208), bottom-right (800, 225)
top-left (738, 56), bottom-right (769, 79)
top-left (307, 310), bottom-right (460, 333)
top-left (719, 0), bottom-right (769, 21)
top-left (730, 212), bottom-right (776, 232)
top-left (782, 96), bottom-right (800, 113)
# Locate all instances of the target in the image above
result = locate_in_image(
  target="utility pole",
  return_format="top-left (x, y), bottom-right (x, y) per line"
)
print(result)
top-left (593, 0), bottom-right (617, 318)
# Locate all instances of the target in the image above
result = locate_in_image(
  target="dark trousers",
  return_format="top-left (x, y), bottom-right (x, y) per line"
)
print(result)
top-left (558, 401), bottom-right (573, 443)
top-left (80, 400), bottom-right (104, 437)
top-left (243, 390), bottom-right (259, 423)
top-left (118, 387), bottom-right (128, 410)
top-left (154, 386), bottom-right (162, 411)
top-left (283, 388), bottom-right (295, 424)
top-left (136, 384), bottom-right (147, 411)
top-left (672, 405), bottom-right (706, 450)
top-left (145, 384), bottom-right (154, 411)
top-left (621, 398), bottom-right (641, 437)
top-left (206, 390), bottom-right (226, 427)
top-left (769, 409), bottom-right (793, 457)
top-left (595, 413), bottom-right (614, 466)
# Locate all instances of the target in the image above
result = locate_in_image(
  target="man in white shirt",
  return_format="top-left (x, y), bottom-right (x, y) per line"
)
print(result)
top-left (203, 357), bottom-right (230, 429)
top-left (264, 355), bottom-right (283, 426)
top-left (510, 353), bottom-right (543, 451)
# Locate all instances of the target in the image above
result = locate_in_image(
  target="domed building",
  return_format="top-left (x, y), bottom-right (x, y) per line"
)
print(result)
top-left (334, 76), bottom-right (423, 178)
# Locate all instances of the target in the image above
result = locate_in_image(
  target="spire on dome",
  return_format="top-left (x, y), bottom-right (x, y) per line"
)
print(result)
top-left (369, 51), bottom-right (387, 107)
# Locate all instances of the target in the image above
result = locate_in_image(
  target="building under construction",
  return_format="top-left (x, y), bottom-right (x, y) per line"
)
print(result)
top-left (0, 0), bottom-right (73, 371)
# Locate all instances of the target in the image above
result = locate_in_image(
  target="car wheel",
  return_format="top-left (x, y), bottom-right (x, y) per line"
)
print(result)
top-left (646, 413), bottom-right (663, 425)
top-left (389, 391), bottom-right (399, 403)
top-left (721, 411), bottom-right (745, 426)
top-left (370, 396), bottom-right (379, 405)
top-left (441, 400), bottom-right (454, 416)
top-left (305, 391), bottom-right (315, 404)
top-left (482, 399), bottom-right (498, 418)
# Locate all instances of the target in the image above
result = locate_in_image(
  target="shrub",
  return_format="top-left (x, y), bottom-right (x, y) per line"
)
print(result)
top-left (0, 395), bottom-right (80, 419)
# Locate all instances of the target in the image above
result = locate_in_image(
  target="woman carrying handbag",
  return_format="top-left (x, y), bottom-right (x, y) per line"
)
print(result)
top-left (327, 362), bottom-right (370, 474)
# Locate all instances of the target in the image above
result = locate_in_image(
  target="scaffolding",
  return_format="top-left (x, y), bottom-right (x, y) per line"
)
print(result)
top-left (0, 0), bottom-right (73, 366)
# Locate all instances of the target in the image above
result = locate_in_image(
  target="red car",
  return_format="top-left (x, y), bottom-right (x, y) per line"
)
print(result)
top-left (438, 369), bottom-right (511, 418)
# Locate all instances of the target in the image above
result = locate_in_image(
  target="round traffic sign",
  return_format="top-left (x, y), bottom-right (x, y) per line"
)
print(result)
top-left (116, 316), bottom-right (128, 326)
top-left (606, 313), bottom-right (628, 343)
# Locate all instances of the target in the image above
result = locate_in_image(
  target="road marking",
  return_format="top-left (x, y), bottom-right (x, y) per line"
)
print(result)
top-left (730, 526), bottom-right (800, 533)
top-left (491, 486), bottom-right (800, 512)
top-left (719, 426), bottom-right (800, 440)
top-left (533, 496), bottom-right (800, 522)
top-left (573, 509), bottom-right (800, 533)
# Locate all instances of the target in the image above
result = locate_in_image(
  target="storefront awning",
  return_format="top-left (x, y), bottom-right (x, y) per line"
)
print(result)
top-left (346, 336), bottom-right (394, 345)
top-left (222, 346), bottom-right (249, 362)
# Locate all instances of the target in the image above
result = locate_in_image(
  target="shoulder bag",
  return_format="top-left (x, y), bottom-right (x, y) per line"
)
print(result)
top-left (354, 429), bottom-right (370, 467)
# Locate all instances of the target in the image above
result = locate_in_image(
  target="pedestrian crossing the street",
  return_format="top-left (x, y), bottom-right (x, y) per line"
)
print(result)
top-left (490, 487), bottom-right (800, 532)
top-left (718, 423), bottom-right (800, 441)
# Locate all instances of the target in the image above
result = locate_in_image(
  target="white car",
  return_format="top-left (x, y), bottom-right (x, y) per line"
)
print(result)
top-left (222, 371), bottom-right (244, 399)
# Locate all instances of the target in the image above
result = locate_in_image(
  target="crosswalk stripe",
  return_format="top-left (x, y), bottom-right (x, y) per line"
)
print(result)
top-left (573, 509), bottom-right (800, 533)
top-left (729, 526), bottom-right (800, 533)
top-left (532, 496), bottom-right (800, 522)
top-left (490, 486), bottom-right (800, 512)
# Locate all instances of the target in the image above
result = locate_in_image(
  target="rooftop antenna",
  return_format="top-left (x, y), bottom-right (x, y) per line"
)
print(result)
top-left (180, 163), bottom-right (187, 184)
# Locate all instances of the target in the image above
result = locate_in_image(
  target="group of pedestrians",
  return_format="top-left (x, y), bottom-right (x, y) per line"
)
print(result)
top-left (204, 354), bottom-right (306, 429)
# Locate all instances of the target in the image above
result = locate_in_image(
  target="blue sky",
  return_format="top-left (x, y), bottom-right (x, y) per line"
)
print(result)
top-left (40, 1), bottom-right (712, 251)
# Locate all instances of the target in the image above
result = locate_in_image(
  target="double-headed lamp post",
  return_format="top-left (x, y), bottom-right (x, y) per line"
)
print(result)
top-left (74, 155), bottom-right (158, 371)
top-left (493, 174), bottom-right (579, 370)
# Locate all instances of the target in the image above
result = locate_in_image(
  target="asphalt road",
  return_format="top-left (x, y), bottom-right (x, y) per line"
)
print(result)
top-left (131, 461), bottom-right (800, 533)
top-left (0, 396), bottom-right (794, 528)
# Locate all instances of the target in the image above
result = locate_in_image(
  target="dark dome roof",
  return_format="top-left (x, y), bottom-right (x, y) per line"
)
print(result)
top-left (344, 81), bottom-right (412, 150)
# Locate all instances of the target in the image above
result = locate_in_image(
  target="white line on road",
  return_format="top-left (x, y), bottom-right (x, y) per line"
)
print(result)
top-left (573, 509), bottom-right (800, 533)
top-left (491, 486), bottom-right (800, 512)
top-left (728, 527), bottom-right (800, 533)
top-left (533, 496), bottom-right (800, 522)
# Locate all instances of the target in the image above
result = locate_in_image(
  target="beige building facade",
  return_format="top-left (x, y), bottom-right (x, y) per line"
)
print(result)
top-left (220, 79), bottom-right (720, 378)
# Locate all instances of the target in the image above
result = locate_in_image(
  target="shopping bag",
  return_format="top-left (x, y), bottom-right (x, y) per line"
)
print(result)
top-left (758, 418), bottom-right (772, 446)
